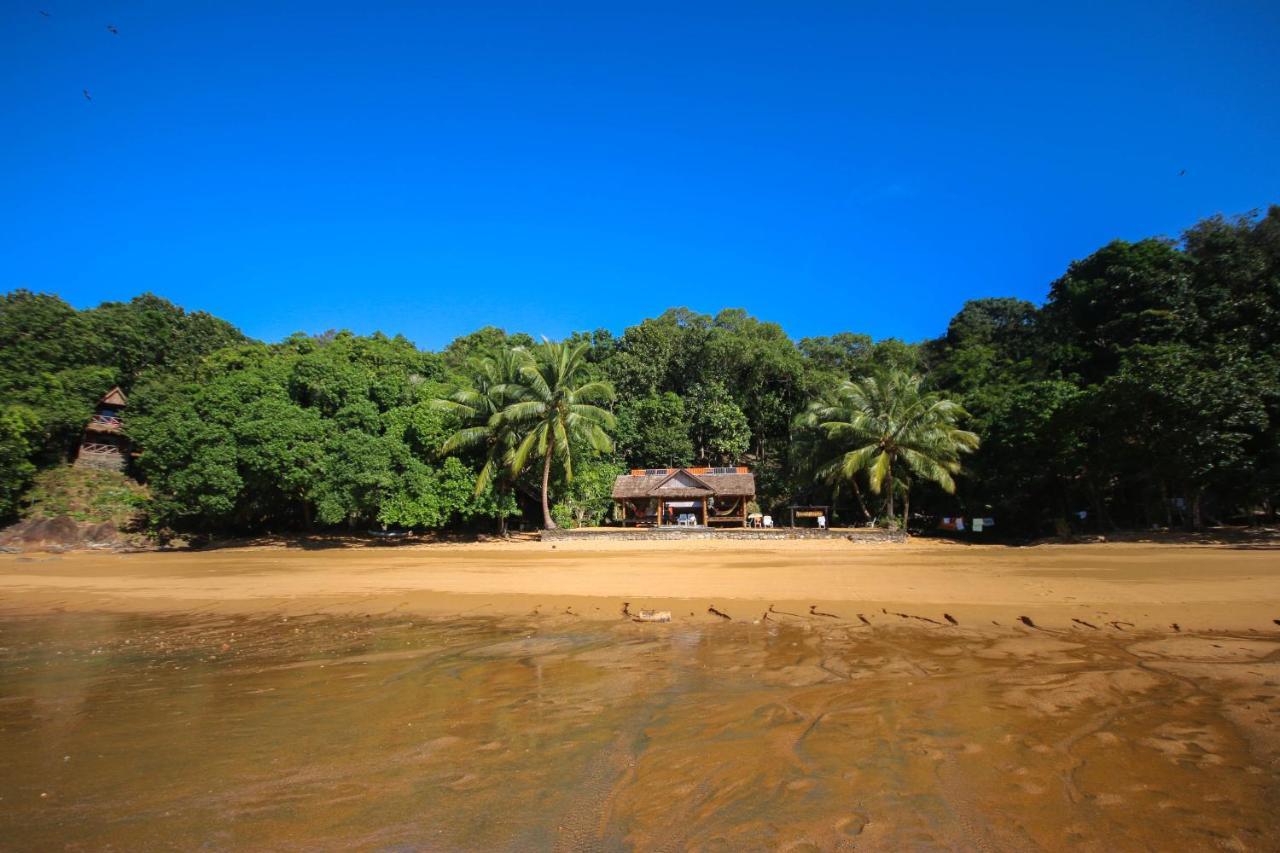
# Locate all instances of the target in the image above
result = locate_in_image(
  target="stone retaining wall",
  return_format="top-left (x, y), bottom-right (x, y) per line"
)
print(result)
top-left (541, 527), bottom-right (907, 543)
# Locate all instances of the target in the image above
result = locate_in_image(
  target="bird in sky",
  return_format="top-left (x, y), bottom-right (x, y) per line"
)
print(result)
top-left (106, 24), bottom-right (118, 34)
top-left (82, 89), bottom-right (92, 101)
top-left (39, 10), bottom-right (50, 16)
top-left (1178, 169), bottom-right (1187, 176)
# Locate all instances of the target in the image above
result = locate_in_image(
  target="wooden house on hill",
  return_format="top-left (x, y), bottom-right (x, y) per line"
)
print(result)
top-left (612, 467), bottom-right (755, 527)
top-left (74, 387), bottom-right (130, 472)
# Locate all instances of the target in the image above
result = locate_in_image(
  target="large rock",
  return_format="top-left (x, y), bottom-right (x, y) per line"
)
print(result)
top-left (0, 516), bottom-right (125, 551)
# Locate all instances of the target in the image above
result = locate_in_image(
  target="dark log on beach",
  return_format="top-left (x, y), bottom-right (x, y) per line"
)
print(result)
top-left (708, 605), bottom-right (731, 620)
top-left (892, 611), bottom-right (943, 626)
top-left (944, 613), bottom-right (958, 626)
top-left (1019, 616), bottom-right (1038, 629)
top-left (857, 614), bottom-right (871, 626)
top-left (810, 605), bottom-right (839, 619)
top-left (1072, 618), bottom-right (1100, 630)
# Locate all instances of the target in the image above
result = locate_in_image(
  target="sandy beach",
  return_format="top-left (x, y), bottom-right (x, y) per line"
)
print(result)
top-left (2, 537), bottom-right (1278, 633)
top-left (2, 539), bottom-right (1279, 849)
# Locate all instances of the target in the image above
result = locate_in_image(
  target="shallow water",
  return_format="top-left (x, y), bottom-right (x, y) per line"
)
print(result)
top-left (1, 612), bottom-right (1277, 850)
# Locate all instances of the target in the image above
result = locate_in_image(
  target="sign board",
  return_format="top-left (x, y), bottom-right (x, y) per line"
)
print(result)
top-left (795, 510), bottom-right (824, 518)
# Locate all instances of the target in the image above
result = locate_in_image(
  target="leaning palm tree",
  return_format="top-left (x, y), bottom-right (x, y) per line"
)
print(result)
top-left (434, 349), bottom-right (525, 533)
top-left (503, 340), bottom-right (616, 529)
top-left (801, 370), bottom-right (979, 527)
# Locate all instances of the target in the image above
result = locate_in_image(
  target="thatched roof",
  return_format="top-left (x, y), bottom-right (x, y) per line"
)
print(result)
top-left (612, 469), bottom-right (755, 500)
top-left (99, 386), bottom-right (127, 407)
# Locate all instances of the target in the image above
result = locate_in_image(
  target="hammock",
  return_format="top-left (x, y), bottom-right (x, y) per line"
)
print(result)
top-left (709, 497), bottom-right (744, 517)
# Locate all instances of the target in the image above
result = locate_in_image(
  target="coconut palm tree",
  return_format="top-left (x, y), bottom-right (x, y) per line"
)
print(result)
top-left (801, 370), bottom-right (979, 527)
top-left (434, 349), bottom-right (524, 533)
top-left (503, 340), bottom-right (616, 529)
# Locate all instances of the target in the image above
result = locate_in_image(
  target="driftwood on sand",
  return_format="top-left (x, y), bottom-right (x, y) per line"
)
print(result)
top-left (632, 609), bottom-right (671, 623)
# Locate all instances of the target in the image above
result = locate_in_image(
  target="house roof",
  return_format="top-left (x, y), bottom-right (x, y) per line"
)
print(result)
top-left (611, 468), bottom-right (756, 500)
top-left (99, 387), bottom-right (127, 407)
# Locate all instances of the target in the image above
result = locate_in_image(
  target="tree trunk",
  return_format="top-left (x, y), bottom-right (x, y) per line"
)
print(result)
top-left (540, 433), bottom-right (557, 530)
top-left (849, 477), bottom-right (871, 521)
top-left (885, 466), bottom-right (895, 528)
top-left (902, 487), bottom-right (910, 531)
top-left (1190, 487), bottom-right (1204, 530)
top-left (1085, 472), bottom-right (1114, 531)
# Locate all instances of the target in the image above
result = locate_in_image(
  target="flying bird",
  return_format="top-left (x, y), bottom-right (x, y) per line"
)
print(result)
top-left (1178, 169), bottom-right (1187, 176)
top-left (82, 89), bottom-right (91, 101)
top-left (40, 10), bottom-right (51, 16)
top-left (106, 24), bottom-right (118, 34)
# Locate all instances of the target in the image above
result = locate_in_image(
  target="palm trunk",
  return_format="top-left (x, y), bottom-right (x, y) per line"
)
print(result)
top-left (540, 433), bottom-right (557, 530)
top-left (902, 487), bottom-right (910, 531)
top-left (885, 468), bottom-right (895, 528)
top-left (849, 477), bottom-right (871, 521)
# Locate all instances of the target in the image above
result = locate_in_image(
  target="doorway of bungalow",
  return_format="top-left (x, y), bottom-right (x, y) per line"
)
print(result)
top-left (663, 500), bottom-right (704, 527)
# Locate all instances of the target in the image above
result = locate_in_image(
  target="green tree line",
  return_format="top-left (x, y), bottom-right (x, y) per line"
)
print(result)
top-left (1, 206), bottom-right (1277, 534)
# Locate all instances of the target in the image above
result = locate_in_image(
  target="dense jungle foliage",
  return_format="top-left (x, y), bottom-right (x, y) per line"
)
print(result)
top-left (1, 207), bottom-right (1277, 535)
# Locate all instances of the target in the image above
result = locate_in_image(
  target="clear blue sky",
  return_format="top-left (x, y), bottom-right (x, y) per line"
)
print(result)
top-left (4, 1), bottom-right (1279, 348)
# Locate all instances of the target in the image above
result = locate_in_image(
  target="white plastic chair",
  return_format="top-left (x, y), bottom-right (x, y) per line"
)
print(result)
top-left (762, 515), bottom-right (774, 528)
top-left (817, 515), bottom-right (827, 530)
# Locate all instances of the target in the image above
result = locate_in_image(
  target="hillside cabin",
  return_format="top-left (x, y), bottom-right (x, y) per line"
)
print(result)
top-left (612, 467), bottom-right (756, 527)
top-left (74, 386), bottom-right (130, 472)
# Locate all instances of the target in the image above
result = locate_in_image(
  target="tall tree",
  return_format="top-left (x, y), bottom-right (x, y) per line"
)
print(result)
top-left (802, 370), bottom-right (978, 526)
top-left (434, 348), bottom-right (526, 533)
top-left (504, 340), bottom-right (616, 529)
top-left (613, 392), bottom-right (693, 469)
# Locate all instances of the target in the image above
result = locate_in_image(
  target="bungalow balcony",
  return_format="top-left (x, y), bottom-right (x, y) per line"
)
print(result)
top-left (86, 414), bottom-right (124, 432)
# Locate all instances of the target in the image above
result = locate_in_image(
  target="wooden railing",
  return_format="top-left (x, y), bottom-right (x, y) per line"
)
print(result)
top-left (88, 415), bottom-right (123, 430)
top-left (80, 443), bottom-right (122, 454)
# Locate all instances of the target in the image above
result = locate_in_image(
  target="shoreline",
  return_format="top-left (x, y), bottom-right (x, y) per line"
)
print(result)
top-left (5, 522), bottom-right (1278, 556)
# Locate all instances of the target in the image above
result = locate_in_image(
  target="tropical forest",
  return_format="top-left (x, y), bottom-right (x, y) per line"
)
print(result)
top-left (2, 206), bottom-right (1278, 538)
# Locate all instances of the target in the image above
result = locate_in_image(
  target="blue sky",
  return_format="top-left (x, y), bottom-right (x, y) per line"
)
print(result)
top-left (4, 1), bottom-right (1279, 348)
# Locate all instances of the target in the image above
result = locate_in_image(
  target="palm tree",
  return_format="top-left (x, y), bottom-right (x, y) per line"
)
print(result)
top-left (801, 370), bottom-right (978, 527)
top-left (503, 340), bottom-right (616, 529)
top-left (434, 349), bottom-right (524, 533)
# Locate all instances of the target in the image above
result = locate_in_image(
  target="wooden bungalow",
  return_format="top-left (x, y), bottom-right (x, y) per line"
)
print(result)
top-left (612, 467), bottom-right (756, 527)
top-left (74, 386), bottom-right (130, 472)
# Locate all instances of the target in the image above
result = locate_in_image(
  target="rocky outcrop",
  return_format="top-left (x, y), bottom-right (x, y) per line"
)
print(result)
top-left (0, 517), bottom-right (131, 552)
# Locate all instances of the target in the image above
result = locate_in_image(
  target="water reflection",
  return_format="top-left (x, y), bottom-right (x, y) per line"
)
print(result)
top-left (0, 612), bottom-right (1277, 850)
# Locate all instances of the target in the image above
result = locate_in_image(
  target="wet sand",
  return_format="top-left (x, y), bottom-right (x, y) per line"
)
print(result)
top-left (1, 540), bottom-right (1278, 849)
